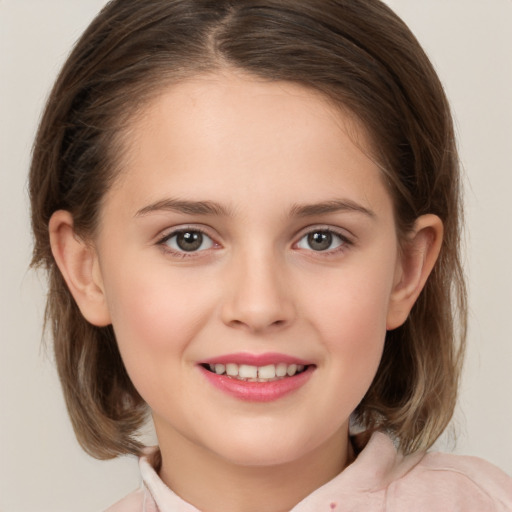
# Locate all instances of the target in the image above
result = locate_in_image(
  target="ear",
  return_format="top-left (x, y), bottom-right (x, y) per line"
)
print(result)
top-left (49, 210), bottom-right (111, 327)
top-left (386, 214), bottom-right (443, 330)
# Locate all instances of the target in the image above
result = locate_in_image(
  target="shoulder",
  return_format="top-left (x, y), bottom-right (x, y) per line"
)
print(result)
top-left (104, 447), bottom-right (162, 512)
top-left (103, 486), bottom-right (158, 512)
top-left (299, 432), bottom-right (512, 511)
top-left (388, 450), bottom-right (512, 511)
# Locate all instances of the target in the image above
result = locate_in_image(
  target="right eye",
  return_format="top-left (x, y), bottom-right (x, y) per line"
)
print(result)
top-left (160, 229), bottom-right (215, 253)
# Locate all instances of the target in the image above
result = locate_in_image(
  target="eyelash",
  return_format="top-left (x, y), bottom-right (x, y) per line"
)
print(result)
top-left (156, 226), bottom-right (352, 258)
top-left (294, 227), bottom-right (352, 255)
top-left (157, 227), bottom-right (218, 259)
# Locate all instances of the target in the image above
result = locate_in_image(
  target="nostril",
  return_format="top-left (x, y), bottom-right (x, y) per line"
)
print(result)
top-left (227, 318), bottom-right (288, 331)
top-left (229, 319), bottom-right (246, 328)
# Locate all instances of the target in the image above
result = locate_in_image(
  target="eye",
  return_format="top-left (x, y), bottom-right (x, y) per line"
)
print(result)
top-left (161, 229), bottom-right (215, 253)
top-left (296, 229), bottom-right (347, 252)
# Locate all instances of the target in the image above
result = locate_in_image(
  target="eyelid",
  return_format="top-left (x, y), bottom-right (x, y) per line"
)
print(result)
top-left (294, 224), bottom-right (353, 241)
top-left (154, 223), bottom-right (353, 258)
top-left (293, 225), bottom-right (354, 252)
top-left (156, 224), bottom-right (220, 257)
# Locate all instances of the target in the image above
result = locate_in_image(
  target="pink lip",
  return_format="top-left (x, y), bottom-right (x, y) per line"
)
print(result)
top-left (201, 352), bottom-right (311, 366)
top-left (198, 354), bottom-right (315, 403)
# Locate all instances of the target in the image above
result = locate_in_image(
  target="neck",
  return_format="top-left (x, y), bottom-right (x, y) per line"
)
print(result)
top-left (156, 425), bottom-right (353, 512)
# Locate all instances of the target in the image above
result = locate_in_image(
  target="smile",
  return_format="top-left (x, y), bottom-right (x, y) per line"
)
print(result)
top-left (198, 353), bottom-right (315, 402)
top-left (203, 363), bottom-right (308, 382)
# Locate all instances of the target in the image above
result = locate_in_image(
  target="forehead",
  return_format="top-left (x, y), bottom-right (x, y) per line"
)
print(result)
top-left (104, 71), bottom-right (391, 219)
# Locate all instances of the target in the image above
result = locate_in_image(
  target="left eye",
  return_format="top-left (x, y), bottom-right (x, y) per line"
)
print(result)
top-left (162, 230), bottom-right (215, 252)
top-left (296, 230), bottom-right (346, 252)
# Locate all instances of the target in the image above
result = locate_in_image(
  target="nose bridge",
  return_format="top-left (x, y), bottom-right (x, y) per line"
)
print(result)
top-left (220, 241), bottom-right (295, 333)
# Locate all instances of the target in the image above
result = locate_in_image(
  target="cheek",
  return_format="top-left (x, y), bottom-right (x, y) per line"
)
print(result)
top-left (101, 262), bottom-right (217, 390)
top-left (105, 262), bottom-right (207, 344)
top-left (323, 290), bottom-right (387, 385)
top-left (304, 258), bottom-right (396, 401)
top-left (308, 258), bottom-right (395, 343)
top-left (310, 294), bottom-right (387, 431)
top-left (102, 271), bottom-right (203, 411)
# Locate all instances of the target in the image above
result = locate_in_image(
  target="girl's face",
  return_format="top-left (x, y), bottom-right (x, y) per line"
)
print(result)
top-left (93, 73), bottom-right (404, 467)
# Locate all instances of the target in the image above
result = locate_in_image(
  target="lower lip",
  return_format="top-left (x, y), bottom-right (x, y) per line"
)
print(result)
top-left (199, 365), bottom-right (314, 402)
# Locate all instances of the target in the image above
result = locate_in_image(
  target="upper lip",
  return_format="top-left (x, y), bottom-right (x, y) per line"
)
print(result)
top-left (200, 352), bottom-right (313, 367)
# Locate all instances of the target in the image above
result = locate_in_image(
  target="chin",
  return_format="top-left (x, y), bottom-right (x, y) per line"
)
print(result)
top-left (202, 426), bottom-right (324, 468)
top-left (217, 442), bottom-right (306, 468)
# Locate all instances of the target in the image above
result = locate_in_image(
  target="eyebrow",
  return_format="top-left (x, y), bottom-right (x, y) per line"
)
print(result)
top-left (135, 197), bottom-right (375, 219)
top-left (135, 198), bottom-right (231, 217)
top-left (289, 199), bottom-right (376, 219)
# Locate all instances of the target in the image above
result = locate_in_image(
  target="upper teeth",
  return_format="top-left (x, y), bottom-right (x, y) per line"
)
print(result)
top-left (208, 363), bottom-right (305, 381)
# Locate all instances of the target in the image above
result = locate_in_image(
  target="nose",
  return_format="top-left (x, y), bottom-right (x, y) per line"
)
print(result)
top-left (220, 248), bottom-right (296, 334)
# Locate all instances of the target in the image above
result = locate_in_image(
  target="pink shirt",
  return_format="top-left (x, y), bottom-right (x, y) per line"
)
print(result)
top-left (105, 432), bottom-right (512, 511)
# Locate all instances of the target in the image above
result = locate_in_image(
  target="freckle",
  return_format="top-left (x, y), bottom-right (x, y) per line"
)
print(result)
top-left (330, 503), bottom-right (337, 510)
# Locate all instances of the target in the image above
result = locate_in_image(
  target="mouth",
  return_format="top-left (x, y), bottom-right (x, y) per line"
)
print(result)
top-left (198, 353), bottom-right (315, 402)
top-left (201, 362), bottom-right (310, 382)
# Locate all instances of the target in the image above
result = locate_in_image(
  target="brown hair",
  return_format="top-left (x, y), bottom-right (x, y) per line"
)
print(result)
top-left (30, 0), bottom-right (466, 458)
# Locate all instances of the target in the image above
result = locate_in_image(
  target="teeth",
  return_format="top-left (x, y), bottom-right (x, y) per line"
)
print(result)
top-left (276, 363), bottom-right (288, 377)
top-left (205, 362), bottom-right (308, 381)
top-left (258, 364), bottom-right (276, 379)
top-left (226, 363), bottom-right (238, 376)
top-left (238, 364), bottom-right (258, 379)
top-left (287, 364), bottom-right (297, 376)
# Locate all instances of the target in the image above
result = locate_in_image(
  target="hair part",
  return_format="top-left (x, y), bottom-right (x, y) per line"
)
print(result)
top-left (30, 0), bottom-right (466, 458)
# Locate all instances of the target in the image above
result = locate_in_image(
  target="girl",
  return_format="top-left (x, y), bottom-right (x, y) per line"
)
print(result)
top-left (28, 1), bottom-right (512, 511)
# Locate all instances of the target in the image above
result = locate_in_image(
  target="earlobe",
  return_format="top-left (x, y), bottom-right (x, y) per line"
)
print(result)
top-left (49, 210), bottom-right (111, 327)
top-left (386, 214), bottom-right (443, 330)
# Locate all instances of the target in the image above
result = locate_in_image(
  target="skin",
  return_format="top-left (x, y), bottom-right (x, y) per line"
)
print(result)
top-left (50, 71), bottom-right (442, 512)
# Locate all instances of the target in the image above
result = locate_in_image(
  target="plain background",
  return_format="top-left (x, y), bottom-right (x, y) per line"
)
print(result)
top-left (1, 1), bottom-right (511, 511)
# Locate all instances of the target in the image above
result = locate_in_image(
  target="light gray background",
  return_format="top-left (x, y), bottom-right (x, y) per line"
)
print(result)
top-left (1, 1), bottom-right (511, 511)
